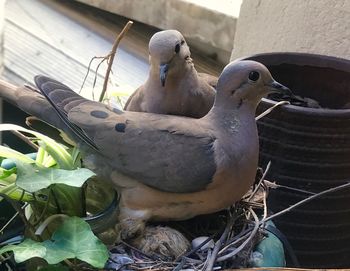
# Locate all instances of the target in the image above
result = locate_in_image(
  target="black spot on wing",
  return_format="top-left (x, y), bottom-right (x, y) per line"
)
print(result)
top-left (115, 123), bottom-right (126, 133)
top-left (90, 110), bottom-right (109, 119)
top-left (34, 75), bottom-right (99, 151)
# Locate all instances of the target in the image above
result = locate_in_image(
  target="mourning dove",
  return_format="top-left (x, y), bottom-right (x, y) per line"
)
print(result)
top-left (124, 30), bottom-right (216, 118)
top-left (0, 60), bottom-right (289, 239)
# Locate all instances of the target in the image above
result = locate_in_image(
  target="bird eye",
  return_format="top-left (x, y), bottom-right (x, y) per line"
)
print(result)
top-left (181, 40), bottom-right (185, 45)
top-left (248, 71), bottom-right (260, 82)
top-left (175, 43), bottom-right (181, 53)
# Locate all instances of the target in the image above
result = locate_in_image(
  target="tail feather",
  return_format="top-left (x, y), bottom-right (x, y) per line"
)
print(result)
top-left (34, 75), bottom-right (98, 151)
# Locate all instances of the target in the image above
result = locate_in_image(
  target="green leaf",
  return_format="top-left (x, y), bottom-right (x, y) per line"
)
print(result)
top-left (0, 167), bottom-right (16, 179)
top-left (15, 160), bottom-right (95, 193)
top-left (42, 217), bottom-right (108, 268)
top-left (0, 218), bottom-right (108, 268)
top-left (0, 183), bottom-right (34, 202)
top-left (0, 124), bottom-right (73, 169)
top-left (0, 239), bottom-right (46, 263)
top-left (0, 145), bottom-right (35, 163)
top-left (42, 240), bottom-right (75, 264)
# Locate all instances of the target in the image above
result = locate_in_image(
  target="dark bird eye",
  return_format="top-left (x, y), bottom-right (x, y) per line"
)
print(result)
top-left (181, 40), bottom-right (185, 45)
top-left (248, 71), bottom-right (260, 82)
top-left (175, 43), bottom-right (180, 53)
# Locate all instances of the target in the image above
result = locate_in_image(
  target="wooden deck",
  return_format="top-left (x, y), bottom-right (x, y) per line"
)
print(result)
top-left (3, 0), bottom-right (223, 100)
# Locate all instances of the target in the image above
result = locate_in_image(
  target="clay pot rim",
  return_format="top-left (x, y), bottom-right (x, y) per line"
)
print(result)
top-left (239, 52), bottom-right (350, 117)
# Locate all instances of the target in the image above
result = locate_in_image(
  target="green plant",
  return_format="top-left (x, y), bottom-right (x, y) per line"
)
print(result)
top-left (0, 124), bottom-right (109, 270)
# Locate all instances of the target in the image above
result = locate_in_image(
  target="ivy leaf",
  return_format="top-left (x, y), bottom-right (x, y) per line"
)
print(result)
top-left (0, 218), bottom-right (109, 268)
top-left (42, 217), bottom-right (108, 268)
top-left (15, 160), bottom-right (95, 193)
top-left (0, 239), bottom-right (46, 263)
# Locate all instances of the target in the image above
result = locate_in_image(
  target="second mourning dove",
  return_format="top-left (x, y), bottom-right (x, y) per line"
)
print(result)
top-left (0, 60), bottom-right (289, 239)
top-left (124, 30), bottom-right (216, 118)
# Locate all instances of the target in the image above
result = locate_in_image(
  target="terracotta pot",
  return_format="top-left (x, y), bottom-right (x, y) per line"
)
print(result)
top-left (242, 53), bottom-right (350, 268)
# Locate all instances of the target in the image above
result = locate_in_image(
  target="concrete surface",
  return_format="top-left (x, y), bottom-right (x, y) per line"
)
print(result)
top-left (75, 0), bottom-right (241, 64)
top-left (231, 0), bottom-right (350, 60)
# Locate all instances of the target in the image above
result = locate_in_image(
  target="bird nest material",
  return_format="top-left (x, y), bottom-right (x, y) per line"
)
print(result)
top-left (103, 161), bottom-right (350, 271)
top-left (102, 164), bottom-right (271, 271)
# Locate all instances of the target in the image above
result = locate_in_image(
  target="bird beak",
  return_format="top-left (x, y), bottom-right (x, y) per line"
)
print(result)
top-left (267, 81), bottom-right (292, 95)
top-left (159, 63), bottom-right (169, 87)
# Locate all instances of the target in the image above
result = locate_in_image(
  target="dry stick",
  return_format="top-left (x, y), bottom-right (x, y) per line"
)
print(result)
top-left (247, 161), bottom-right (271, 201)
top-left (0, 193), bottom-right (37, 240)
top-left (262, 190), bottom-right (268, 220)
top-left (99, 21), bottom-right (133, 102)
top-left (10, 131), bottom-right (38, 151)
top-left (218, 230), bottom-right (252, 257)
top-left (264, 180), bottom-right (316, 195)
top-left (204, 215), bottom-right (234, 271)
top-left (79, 56), bottom-right (107, 94)
top-left (121, 240), bottom-right (160, 260)
top-left (0, 203), bottom-right (27, 234)
top-left (255, 101), bottom-right (290, 121)
top-left (217, 208), bottom-right (259, 262)
top-left (262, 181), bottom-right (350, 224)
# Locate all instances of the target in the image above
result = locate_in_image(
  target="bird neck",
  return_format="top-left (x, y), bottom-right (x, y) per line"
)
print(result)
top-left (203, 102), bottom-right (259, 176)
top-left (149, 61), bottom-right (196, 89)
top-left (204, 100), bottom-right (258, 137)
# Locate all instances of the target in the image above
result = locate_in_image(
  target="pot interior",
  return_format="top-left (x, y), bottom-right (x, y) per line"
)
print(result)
top-left (243, 53), bottom-right (350, 109)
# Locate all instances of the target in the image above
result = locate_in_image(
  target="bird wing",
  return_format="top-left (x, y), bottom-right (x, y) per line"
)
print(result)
top-left (123, 85), bottom-right (144, 111)
top-left (198, 72), bottom-right (218, 89)
top-left (35, 76), bottom-right (217, 193)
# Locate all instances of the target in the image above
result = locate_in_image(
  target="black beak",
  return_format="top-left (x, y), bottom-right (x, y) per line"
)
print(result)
top-left (159, 63), bottom-right (169, 87)
top-left (268, 81), bottom-right (292, 96)
top-left (159, 64), bottom-right (169, 87)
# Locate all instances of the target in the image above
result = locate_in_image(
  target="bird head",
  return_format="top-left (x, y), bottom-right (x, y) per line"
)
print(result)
top-left (148, 30), bottom-right (192, 87)
top-left (215, 60), bottom-right (291, 109)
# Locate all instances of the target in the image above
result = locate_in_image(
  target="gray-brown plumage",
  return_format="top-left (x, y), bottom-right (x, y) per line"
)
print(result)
top-left (0, 60), bottom-right (289, 240)
top-left (124, 30), bottom-right (216, 118)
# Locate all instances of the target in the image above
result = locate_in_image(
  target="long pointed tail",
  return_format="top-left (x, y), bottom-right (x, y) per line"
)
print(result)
top-left (0, 78), bottom-right (97, 150)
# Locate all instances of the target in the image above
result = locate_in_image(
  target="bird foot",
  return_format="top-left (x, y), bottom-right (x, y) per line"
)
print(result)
top-left (129, 226), bottom-right (190, 260)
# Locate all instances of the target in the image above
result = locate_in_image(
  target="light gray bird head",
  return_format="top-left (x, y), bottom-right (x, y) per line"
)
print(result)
top-left (148, 30), bottom-right (192, 86)
top-left (215, 60), bottom-right (290, 109)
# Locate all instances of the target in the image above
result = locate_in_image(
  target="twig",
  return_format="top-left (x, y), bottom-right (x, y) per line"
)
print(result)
top-left (262, 181), bottom-right (350, 223)
top-left (99, 21), bottom-right (133, 102)
top-left (200, 249), bottom-right (212, 271)
top-left (10, 130), bottom-right (38, 151)
top-left (255, 101), bottom-right (290, 121)
top-left (92, 57), bottom-right (111, 100)
top-left (262, 190), bottom-right (268, 220)
top-left (264, 180), bottom-right (316, 195)
top-left (0, 193), bottom-right (38, 240)
top-left (121, 240), bottom-right (160, 260)
top-left (0, 203), bottom-right (27, 234)
top-left (205, 214), bottom-right (234, 271)
top-left (247, 161), bottom-right (271, 201)
top-left (217, 208), bottom-right (259, 262)
top-left (220, 228), bottom-right (251, 254)
top-left (79, 56), bottom-right (107, 94)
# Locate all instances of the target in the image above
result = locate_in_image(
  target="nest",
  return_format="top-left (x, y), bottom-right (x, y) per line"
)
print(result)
top-left (104, 167), bottom-right (274, 271)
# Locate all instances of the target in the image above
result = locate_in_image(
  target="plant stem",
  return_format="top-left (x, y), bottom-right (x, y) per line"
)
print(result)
top-left (99, 21), bottom-right (133, 102)
top-left (262, 181), bottom-right (350, 223)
